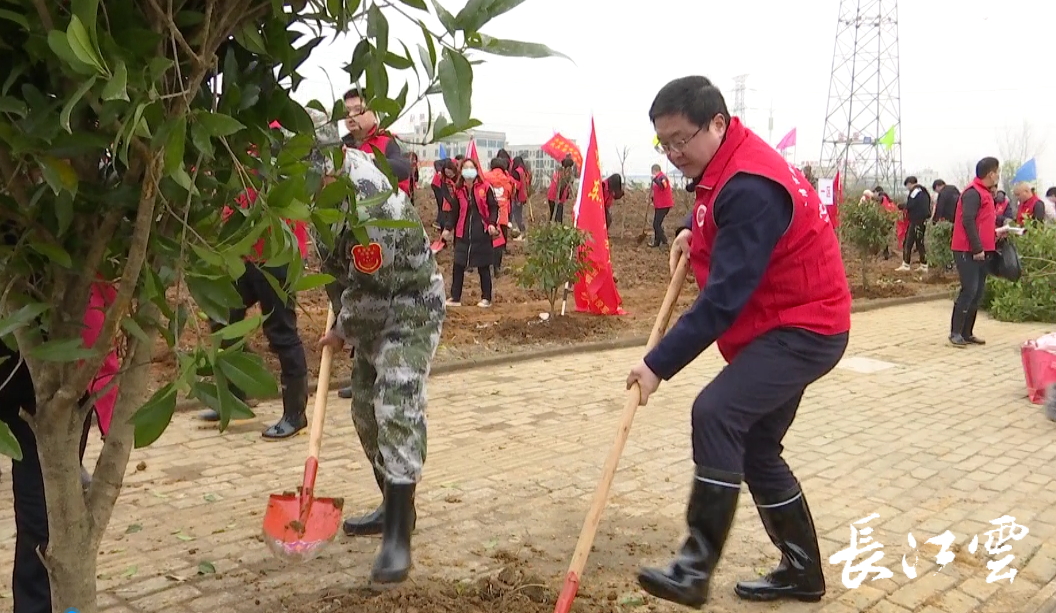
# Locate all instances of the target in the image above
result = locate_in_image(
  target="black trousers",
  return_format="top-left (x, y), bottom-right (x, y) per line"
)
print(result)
top-left (952, 251), bottom-right (989, 337)
top-left (1, 360), bottom-right (92, 613)
top-left (431, 185), bottom-right (444, 227)
top-left (493, 226), bottom-right (509, 274)
top-left (604, 207), bottom-right (612, 228)
top-left (691, 327), bottom-right (848, 496)
top-left (653, 207), bottom-right (670, 245)
top-left (548, 201), bottom-right (564, 223)
top-left (211, 262), bottom-right (307, 381)
top-left (451, 262), bottom-right (493, 302)
top-left (903, 220), bottom-right (927, 264)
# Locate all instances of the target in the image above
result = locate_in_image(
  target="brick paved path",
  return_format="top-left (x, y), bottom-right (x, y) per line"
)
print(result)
top-left (1, 301), bottom-right (1055, 613)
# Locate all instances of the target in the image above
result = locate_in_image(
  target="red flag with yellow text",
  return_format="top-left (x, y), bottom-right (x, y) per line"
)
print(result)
top-left (573, 118), bottom-right (625, 316)
top-left (542, 133), bottom-right (582, 170)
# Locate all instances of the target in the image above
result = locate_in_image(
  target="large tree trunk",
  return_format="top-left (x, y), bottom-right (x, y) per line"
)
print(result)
top-left (36, 335), bottom-right (153, 613)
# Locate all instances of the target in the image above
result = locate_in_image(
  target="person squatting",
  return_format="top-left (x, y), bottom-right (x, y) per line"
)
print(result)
top-left (626, 75), bottom-right (852, 608)
top-left (315, 144), bottom-right (446, 584)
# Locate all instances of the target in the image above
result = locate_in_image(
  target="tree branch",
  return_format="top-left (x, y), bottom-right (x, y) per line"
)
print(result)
top-left (32, 0), bottom-right (53, 31)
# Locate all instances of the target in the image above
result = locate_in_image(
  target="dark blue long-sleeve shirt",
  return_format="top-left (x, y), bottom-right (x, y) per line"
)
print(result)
top-left (643, 174), bottom-right (793, 380)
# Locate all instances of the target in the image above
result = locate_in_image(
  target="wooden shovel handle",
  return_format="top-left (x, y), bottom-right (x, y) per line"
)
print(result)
top-left (564, 254), bottom-right (689, 578)
top-left (307, 305), bottom-right (337, 461)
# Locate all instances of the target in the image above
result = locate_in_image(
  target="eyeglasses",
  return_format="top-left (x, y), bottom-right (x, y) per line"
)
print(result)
top-left (655, 126), bottom-right (703, 155)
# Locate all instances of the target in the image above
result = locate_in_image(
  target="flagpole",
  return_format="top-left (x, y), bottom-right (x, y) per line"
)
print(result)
top-left (560, 116), bottom-right (591, 317)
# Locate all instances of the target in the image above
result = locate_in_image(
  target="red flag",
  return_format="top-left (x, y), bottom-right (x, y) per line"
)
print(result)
top-left (831, 169), bottom-right (841, 229)
top-left (573, 118), bottom-right (625, 316)
top-left (466, 139), bottom-right (481, 169)
top-left (542, 133), bottom-right (583, 170)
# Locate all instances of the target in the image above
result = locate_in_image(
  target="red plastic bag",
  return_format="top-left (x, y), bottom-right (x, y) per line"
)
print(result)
top-left (1021, 335), bottom-right (1056, 404)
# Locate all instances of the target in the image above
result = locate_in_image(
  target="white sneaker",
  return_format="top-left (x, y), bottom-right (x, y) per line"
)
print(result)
top-left (477, 300), bottom-right (492, 308)
top-left (916, 264), bottom-right (929, 273)
top-left (896, 262), bottom-right (911, 271)
top-left (445, 299), bottom-right (461, 307)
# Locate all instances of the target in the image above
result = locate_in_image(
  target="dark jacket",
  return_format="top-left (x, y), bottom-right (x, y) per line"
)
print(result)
top-left (933, 185), bottom-right (960, 223)
top-left (442, 179), bottom-right (498, 269)
top-left (901, 185), bottom-right (931, 222)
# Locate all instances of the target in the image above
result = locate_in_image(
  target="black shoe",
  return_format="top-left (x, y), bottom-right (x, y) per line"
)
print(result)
top-left (198, 386), bottom-right (252, 422)
top-left (262, 376), bottom-right (308, 440)
top-left (344, 469), bottom-right (417, 536)
top-left (338, 385), bottom-right (353, 399)
top-left (371, 482), bottom-right (416, 584)
top-left (948, 334), bottom-right (969, 347)
top-left (949, 308), bottom-right (969, 348)
top-left (637, 467), bottom-right (741, 608)
top-left (734, 485), bottom-right (825, 603)
top-left (965, 336), bottom-right (985, 345)
top-left (81, 465), bottom-right (91, 493)
top-left (962, 310), bottom-right (984, 344)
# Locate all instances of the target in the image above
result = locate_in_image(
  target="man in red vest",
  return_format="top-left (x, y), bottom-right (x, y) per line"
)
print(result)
top-left (649, 163), bottom-right (674, 247)
top-left (625, 76), bottom-right (851, 608)
top-left (1012, 182), bottom-right (1047, 224)
top-left (949, 157), bottom-right (1002, 347)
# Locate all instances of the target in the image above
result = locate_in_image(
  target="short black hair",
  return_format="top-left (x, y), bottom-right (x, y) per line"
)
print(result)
top-left (561, 156), bottom-right (574, 168)
top-left (932, 179), bottom-right (946, 191)
top-left (651, 164), bottom-right (662, 173)
top-left (648, 76), bottom-right (731, 128)
top-left (606, 174), bottom-right (622, 192)
top-left (455, 154), bottom-right (465, 161)
top-left (497, 149), bottom-right (511, 160)
top-left (490, 157), bottom-right (508, 171)
top-left (343, 88), bottom-right (363, 102)
top-left (903, 176), bottom-right (917, 187)
top-left (1046, 186), bottom-right (1056, 199)
top-left (976, 157), bottom-right (1000, 178)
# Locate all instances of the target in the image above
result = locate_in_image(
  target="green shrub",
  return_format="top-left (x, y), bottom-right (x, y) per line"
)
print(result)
top-left (838, 198), bottom-right (899, 287)
top-left (985, 224), bottom-right (1056, 322)
top-left (926, 221), bottom-right (954, 270)
top-left (516, 223), bottom-right (594, 315)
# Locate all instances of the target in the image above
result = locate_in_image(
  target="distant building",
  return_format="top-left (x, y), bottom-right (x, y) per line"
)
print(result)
top-left (507, 143), bottom-right (578, 187)
top-left (394, 113), bottom-right (507, 182)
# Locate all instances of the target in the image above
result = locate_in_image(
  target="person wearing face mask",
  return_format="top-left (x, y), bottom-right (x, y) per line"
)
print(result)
top-left (441, 159), bottom-right (499, 307)
top-left (625, 76), bottom-right (851, 608)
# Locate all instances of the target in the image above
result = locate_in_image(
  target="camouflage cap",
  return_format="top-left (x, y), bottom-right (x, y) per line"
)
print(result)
top-left (308, 107), bottom-right (341, 148)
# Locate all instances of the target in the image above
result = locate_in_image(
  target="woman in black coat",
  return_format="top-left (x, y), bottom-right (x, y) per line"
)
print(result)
top-left (441, 157), bottom-right (499, 307)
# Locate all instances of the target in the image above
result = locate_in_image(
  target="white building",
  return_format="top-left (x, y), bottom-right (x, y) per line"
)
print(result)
top-left (395, 113), bottom-right (508, 182)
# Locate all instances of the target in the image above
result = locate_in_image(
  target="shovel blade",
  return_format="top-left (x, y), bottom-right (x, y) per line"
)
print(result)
top-left (262, 492), bottom-right (344, 563)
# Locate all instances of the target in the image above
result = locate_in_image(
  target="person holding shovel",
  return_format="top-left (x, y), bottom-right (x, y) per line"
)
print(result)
top-left (650, 163), bottom-right (674, 247)
top-left (316, 146), bottom-right (445, 584)
top-left (625, 75), bottom-right (851, 608)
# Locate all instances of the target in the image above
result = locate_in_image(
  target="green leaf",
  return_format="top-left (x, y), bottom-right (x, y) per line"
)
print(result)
top-left (292, 273), bottom-right (335, 292)
top-left (39, 156), bottom-right (79, 195)
top-left (163, 117), bottom-right (186, 176)
top-left (396, 0), bottom-right (428, 9)
top-left (120, 316), bottom-right (151, 345)
top-left (72, 0), bottom-right (101, 38)
top-left (195, 113), bottom-right (245, 137)
top-left (53, 191), bottom-right (73, 236)
top-left (0, 304), bottom-right (49, 338)
top-left (197, 561), bottom-right (216, 575)
top-left (216, 352), bottom-right (279, 398)
top-left (125, 523), bottom-right (143, 534)
top-left (437, 49), bottom-right (472, 126)
top-left (28, 338), bottom-right (96, 362)
top-left (47, 31), bottom-right (95, 75)
top-left (210, 314), bottom-right (263, 341)
top-left (0, 97), bottom-right (27, 117)
top-left (59, 75), bottom-right (97, 133)
top-left (0, 9), bottom-right (30, 31)
top-left (471, 34), bottom-right (571, 61)
top-left (28, 240), bottom-right (73, 268)
top-left (130, 385), bottom-right (177, 448)
top-left (430, 0), bottom-right (457, 33)
top-left (101, 60), bottom-right (129, 101)
top-left (0, 422), bottom-right (22, 461)
top-left (185, 275), bottom-right (242, 324)
top-left (366, 4), bottom-right (389, 53)
top-left (234, 23), bottom-right (267, 55)
top-left (66, 15), bottom-right (107, 75)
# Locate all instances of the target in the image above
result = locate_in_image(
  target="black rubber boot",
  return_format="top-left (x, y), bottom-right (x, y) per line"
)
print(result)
top-left (343, 468), bottom-right (417, 536)
top-left (734, 485), bottom-right (825, 602)
top-left (949, 308), bottom-right (969, 348)
top-left (338, 385), bottom-right (353, 399)
top-left (637, 467), bottom-right (741, 608)
top-left (80, 465), bottom-right (91, 493)
top-left (371, 481), bottom-right (416, 583)
top-left (261, 376), bottom-right (307, 440)
top-left (963, 310), bottom-right (985, 345)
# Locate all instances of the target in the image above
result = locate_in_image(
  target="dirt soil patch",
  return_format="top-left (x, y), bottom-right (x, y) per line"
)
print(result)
top-left (147, 188), bottom-right (950, 394)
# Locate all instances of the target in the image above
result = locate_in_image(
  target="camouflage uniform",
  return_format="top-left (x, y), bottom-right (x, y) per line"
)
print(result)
top-left (312, 146), bottom-right (445, 584)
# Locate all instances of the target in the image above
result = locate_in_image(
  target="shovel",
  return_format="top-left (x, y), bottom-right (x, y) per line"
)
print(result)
top-left (553, 254), bottom-right (689, 613)
top-left (635, 201), bottom-right (652, 246)
top-left (262, 305), bottom-right (344, 563)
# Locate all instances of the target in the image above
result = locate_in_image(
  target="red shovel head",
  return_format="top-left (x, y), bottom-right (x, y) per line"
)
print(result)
top-left (262, 459), bottom-right (344, 563)
top-left (430, 238), bottom-right (446, 253)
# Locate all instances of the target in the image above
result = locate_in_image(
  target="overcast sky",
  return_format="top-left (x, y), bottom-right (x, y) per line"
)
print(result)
top-left (290, 0), bottom-right (1055, 186)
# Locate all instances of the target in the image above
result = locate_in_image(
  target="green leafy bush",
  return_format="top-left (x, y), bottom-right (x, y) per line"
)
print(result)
top-left (986, 224), bottom-right (1056, 322)
top-left (838, 198), bottom-right (898, 287)
top-left (516, 223), bottom-right (593, 315)
top-left (926, 220), bottom-right (954, 271)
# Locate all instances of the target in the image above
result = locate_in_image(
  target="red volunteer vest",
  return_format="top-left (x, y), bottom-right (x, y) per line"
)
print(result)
top-left (690, 118), bottom-right (851, 363)
top-left (452, 179), bottom-right (494, 240)
top-left (357, 129), bottom-right (412, 196)
top-left (512, 167), bottom-right (529, 202)
top-left (652, 172), bottom-right (674, 209)
top-left (951, 179), bottom-right (996, 252)
top-left (1017, 195), bottom-right (1041, 224)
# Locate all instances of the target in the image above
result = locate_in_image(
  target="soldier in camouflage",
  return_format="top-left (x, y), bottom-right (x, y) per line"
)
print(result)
top-left (316, 145), bottom-right (445, 584)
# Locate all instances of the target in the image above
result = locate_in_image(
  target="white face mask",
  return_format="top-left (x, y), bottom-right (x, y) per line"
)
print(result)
top-left (461, 169), bottom-right (477, 180)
